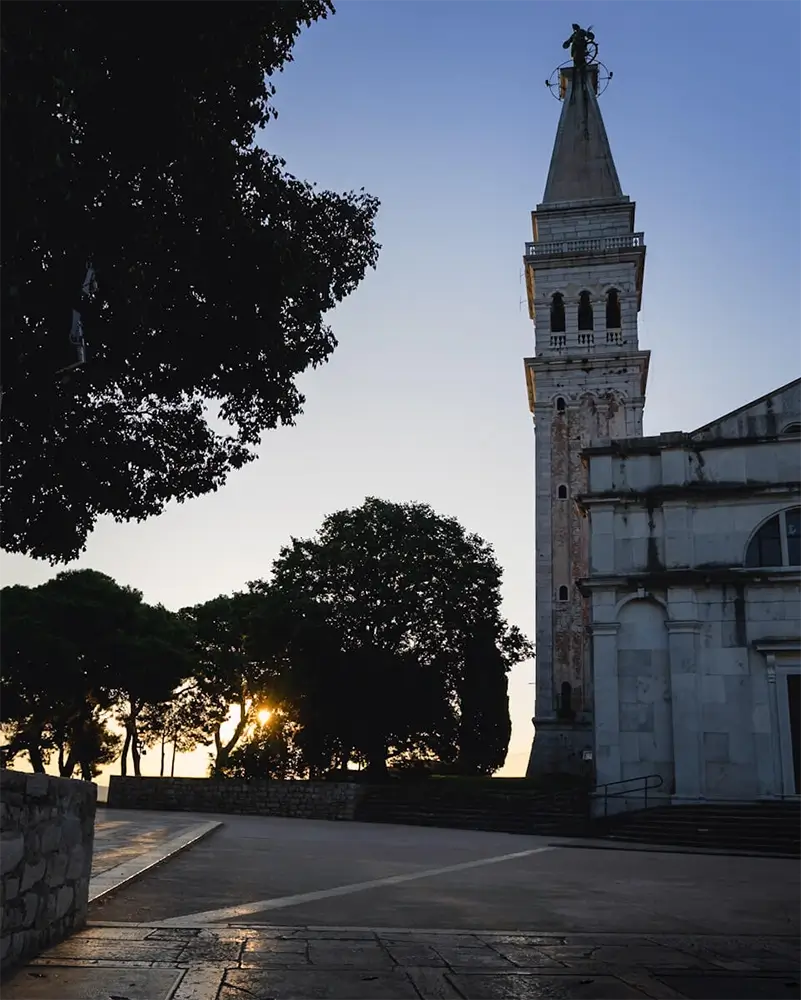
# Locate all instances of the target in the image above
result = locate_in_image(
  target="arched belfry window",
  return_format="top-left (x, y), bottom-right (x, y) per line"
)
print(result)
top-left (550, 293), bottom-right (566, 334)
top-left (557, 484), bottom-right (568, 499)
top-left (557, 585), bottom-right (569, 601)
top-left (605, 289), bottom-right (621, 330)
top-left (555, 396), bottom-right (566, 412)
top-left (578, 291), bottom-right (593, 331)
top-left (745, 507), bottom-right (800, 568)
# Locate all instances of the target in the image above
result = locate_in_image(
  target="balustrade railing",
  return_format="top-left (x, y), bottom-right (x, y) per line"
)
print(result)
top-left (525, 233), bottom-right (644, 258)
top-left (546, 331), bottom-right (626, 352)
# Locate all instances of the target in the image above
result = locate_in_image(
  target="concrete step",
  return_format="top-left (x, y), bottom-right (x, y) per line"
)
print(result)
top-left (601, 803), bottom-right (801, 856)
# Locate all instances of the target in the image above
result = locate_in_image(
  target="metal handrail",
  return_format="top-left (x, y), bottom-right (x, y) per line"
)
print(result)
top-left (591, 773), bottom-right (664, 818)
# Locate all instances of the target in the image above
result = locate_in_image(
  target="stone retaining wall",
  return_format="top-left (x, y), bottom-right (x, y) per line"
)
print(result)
top-left (1, 769), bottom-right (96, 972)
top-left (108, 776), bottom-right (366, 820)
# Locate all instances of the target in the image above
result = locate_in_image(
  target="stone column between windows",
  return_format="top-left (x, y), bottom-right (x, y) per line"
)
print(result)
top-left (591, 621), bottom-right (621, 788)
top-left (666, 619), bottom-right (703, 800)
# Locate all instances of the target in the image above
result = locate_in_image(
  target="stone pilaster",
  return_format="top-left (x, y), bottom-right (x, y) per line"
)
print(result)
top-left (591, 621), bottom-right (622, 787)
top-left (665, 620), bottom-right (703, 800)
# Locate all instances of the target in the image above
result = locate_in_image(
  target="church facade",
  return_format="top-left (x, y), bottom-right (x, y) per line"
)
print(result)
top-left (523, 45), bottom-right (801, 801)
top-left (579, 383), bottom-right (801, 802)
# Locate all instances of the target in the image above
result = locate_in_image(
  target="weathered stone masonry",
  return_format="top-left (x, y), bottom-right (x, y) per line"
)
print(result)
top-left (1, 769), bottom-right (96, 973)
top-left (108, 776), bottom-right (367, 821)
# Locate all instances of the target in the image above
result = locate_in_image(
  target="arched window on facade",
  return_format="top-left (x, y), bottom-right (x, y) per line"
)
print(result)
top-left (782, 423), bottom-right (801, 435)
top-left (557, 484), bottom-right (568, 499)
top-left (557, 585), bottom-right (569, 601)
top-left (578, 291), bottom-right (593, 331)
top-left (605, 289), bottom-right (621, 329)
top-left (745, 507), bottom-right (800, 568)
top-left (550, 293), bottom-right (566, 333)
top-left (559, 681), bottom-right (573, 719)
top-left (555, 396), bottom-right (566, 412)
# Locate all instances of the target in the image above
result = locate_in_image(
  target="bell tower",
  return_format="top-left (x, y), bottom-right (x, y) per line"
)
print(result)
top-left (524, 31), bottom-right (650, 776)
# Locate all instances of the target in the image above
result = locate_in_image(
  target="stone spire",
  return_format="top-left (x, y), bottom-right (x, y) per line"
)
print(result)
top-left (542, 66), bottom-right (623, 205)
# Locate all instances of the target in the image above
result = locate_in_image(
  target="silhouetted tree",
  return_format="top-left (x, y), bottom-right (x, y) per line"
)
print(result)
top-left (217, 711), bottom-right (304, 780)
top-left (180, 593), bottom-right (285, 774)
top-left (1, 2), bottom-right (380, 562)
top-left (256, 498), bottom-right (532, 776)
top-left (456, 631), bottom-right (513, 775)
top-left (1, 570), bottom-right (193, 777)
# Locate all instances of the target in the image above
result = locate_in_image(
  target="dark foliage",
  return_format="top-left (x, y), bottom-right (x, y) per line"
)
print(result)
top-left (1, 2), bottom-right (379, 561)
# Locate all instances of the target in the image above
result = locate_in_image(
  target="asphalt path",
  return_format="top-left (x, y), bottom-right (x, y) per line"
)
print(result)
top-left (89, 814), bottom-right (801, 937)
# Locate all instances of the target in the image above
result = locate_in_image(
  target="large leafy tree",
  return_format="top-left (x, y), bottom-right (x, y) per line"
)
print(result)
top-left (257, 498), bottom-right (532, 776)
top-left (0, 570), bottom-right (193, 777)
top-left (1, 2), bottom-right (380, 562)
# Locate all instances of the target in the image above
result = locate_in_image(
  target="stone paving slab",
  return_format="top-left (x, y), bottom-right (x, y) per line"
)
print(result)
top-left (3, 925), bottom-right (799, 999)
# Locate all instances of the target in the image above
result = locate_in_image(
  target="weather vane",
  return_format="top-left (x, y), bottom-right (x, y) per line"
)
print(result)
top-left (545, 23), bottom-right (613, 102)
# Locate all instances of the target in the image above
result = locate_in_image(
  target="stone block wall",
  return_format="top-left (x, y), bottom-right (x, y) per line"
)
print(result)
top-left (1, 769), bottom-right (96, 972)
top-left (108, 776), bottom-right (366, 821)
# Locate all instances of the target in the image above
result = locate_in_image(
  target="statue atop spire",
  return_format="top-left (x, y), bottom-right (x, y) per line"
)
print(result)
top-left (562, 24), bottom-right (597, 70)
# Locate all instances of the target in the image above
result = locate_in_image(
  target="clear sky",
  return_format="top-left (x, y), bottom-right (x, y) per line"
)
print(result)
top-left (3, 1), bottom-right (800, 781)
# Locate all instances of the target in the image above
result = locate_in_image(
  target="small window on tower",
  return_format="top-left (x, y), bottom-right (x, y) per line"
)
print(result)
top-left (605, 289), bottom-right (621, 329)
top-left (557, 484), bottom-right (568, 499)
top-left (559, 681), bottom-right (573, 717)
top-left (550, 293), bottom-right (566, 333)
top-left (557, 585), bottom-right (569, 601)
top-left (556, 396), bottom-right (566, 412)
top-left (578, 291), bottom-right (594, 331)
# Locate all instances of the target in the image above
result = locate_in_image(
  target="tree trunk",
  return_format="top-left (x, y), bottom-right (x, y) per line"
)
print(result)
top-left (131, 733), bottom-right (141, 776)
top-left (170, 739), bottom-right (177, 778)
top-left (213, 697), bottom-right (248, 776)
top-left (365, 743), bottom-right (388, 779)
top-left (120, 730), bottom-right (131, 776)
top-left (28, 741), bottom-right (46, 773)
top-left (62, 748), bottom-right (78, 778)
top-left (160, 731), bottom-right (166, 777)
top-left (126, 700), bottom-right (142, 777)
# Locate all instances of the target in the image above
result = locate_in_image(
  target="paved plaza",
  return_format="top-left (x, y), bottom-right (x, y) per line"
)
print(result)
top-left (4, 810), bottom-right (800, 998)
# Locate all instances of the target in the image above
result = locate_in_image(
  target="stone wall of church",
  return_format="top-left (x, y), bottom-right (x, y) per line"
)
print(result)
top-left (583, 430), bottom-right (801, 802)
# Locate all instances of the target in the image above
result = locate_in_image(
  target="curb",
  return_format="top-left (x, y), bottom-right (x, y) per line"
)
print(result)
top-left (89, 820), bottom-right (223, 903)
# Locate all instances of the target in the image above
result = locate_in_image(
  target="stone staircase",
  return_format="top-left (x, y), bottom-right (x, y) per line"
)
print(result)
top-left (353, 781), bottom-right (592, 837)
top-left (599, 800), bottom-right (801, 856)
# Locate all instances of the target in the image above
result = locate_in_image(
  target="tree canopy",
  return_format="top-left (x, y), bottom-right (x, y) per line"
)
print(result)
top-left (0, 569), bottom-right (193, 778)
top-left (1, 503), bottom-right (531, 780)
top-left (254, 497), bottom-right (532, 775)
top-left (1, 2), bottom-right (380, 562)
